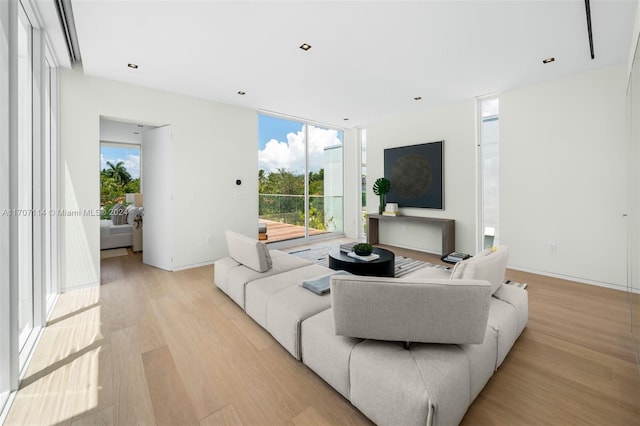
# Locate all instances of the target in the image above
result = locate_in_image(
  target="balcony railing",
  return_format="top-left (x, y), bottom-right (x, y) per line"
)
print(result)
top-left (258, 193), bottom-right (343, 236)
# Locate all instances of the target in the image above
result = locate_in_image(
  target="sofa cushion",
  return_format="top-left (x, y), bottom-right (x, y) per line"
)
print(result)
top-left (450, 246), bottom-right (509, 294)
top-left (403, 264), bottom-right (451, 280)
top-left (265, 282), bottom-right (332, 360)
top-left (301, 309), bottom-right (364, 399)
top-left (458, 327), bottom-right (499, 402)
top-left (225, 230), bottom-right (272, 272)
top-left (245, 264), bottom-right (329, 329)
top-left (331, 275), bottom-right (492, 344)
top-left (222, 250), bottom-right (312, 309)
top-left (213, 257), bottom-right (240, 293)
top-left (493, 283), bottom-right (529, 335)
top-left (487, 297), bottom-right (519, 368)
top-left (349, 340), bottom-right (471, 426)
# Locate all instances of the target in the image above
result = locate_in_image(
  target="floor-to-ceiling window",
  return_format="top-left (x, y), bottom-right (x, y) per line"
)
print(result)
top-left (1, 1), bottom-right (60, 417)
top-left (17, 2), bottom-right (34, 356)
top-left (258, 114), bottom-right (344, 243)
top-left (478, 97), bottom-right (500, 250)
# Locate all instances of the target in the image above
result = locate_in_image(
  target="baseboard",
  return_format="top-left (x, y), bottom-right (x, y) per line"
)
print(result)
top-left (507, 265), bottom-right (637, 293)
top-left (61, 281), bottom-right (100, 293)
top-left (172, 260), bottom-right (215, 271)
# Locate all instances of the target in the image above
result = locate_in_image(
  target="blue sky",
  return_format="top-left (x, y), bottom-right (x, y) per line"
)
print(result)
top-left (100, 145), bottom-right (141, 179)
top-left (258, 114), bottom-right (343, 174)
top-left (258, 115), bottom-right (303, 150)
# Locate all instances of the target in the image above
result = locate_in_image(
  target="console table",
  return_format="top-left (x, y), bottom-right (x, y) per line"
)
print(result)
top-left (367, 214), bottom-right (455, 255)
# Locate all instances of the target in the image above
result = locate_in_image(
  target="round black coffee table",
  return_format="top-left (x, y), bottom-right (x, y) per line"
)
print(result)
top-left (328, 247), bottom-right (395, 277)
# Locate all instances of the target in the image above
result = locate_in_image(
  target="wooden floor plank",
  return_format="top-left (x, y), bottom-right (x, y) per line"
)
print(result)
top-left (200, 404), bottom-right (244, 426)
top-left (111, 327), bottom-right (157, 425)
top-left (70, 405), bottom-right (114, 426)
top-left (142, 345), bottom-right (199, 426)
top-left (4, 243), bottom-right (639, 426)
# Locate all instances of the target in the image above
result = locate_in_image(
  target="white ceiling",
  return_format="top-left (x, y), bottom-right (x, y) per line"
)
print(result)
top-left (70, 0), bottom-right (637, 129)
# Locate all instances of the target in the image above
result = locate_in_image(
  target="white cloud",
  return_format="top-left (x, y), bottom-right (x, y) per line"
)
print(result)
top-left (100, 153), bottom-right (141, 179)
top-left (258, 125), bottom-right (341, 174)
top-left (123, 154), bottom-right (140, 179)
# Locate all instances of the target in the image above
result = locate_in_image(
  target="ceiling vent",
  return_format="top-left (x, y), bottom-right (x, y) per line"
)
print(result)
top-left (55, 0), bottom-right (82, 63)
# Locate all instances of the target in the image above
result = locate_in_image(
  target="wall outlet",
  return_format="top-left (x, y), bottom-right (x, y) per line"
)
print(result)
top-left (549, 242), bottom-right (557, 252)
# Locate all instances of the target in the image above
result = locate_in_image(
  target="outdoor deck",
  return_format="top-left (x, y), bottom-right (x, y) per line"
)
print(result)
top-left (259, 219), bottom-right (329, 243)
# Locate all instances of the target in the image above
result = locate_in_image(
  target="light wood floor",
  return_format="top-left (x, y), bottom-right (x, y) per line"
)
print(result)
top-left (5, 243), bottom-right (639, 425)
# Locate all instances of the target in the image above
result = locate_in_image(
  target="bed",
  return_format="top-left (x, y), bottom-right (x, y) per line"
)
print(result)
top-left (100, 205), bottom-right (142, 250)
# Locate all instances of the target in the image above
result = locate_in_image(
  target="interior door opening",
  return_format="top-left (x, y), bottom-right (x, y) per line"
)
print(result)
top-left (98, 118), bottom-right (172, 273)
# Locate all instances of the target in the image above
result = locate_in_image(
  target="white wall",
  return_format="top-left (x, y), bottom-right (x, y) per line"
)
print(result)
top-left (368, 64), bottom-right (628, 289)
top-left (60, 66), bottom-right (257, 290)
top-left (100, 118), bottom-right (144, 144)
top-left (367, 100), bottom-right (477, 255)
top-left (501, 65), bottom-right (627, 288)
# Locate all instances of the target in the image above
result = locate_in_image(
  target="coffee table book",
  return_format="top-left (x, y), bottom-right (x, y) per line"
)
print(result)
top-left (347, 252), bottom-right (380, 262)
top-left (339, 242), bottom-right (357, 253)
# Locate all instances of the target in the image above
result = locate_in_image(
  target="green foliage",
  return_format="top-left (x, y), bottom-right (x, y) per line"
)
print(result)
top-left (372, 177), bottom-right (390, 195)
top-left (104, 161), bottom-right (132, 184)
top-left (258, 168), bottom-right (331, 230)
top-left (100, 165), bottom-right (138, 219)
top-left (352, 243), bottom-right (373, 255)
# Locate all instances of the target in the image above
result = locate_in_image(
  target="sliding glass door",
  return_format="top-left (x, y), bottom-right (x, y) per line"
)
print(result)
top-left (258, 114), bottom-right (343, 243)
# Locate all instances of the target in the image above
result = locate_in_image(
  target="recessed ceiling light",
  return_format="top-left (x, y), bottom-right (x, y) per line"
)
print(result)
top-left (414, 96), bottom-right (422, 101)
top-left (237, 91), bottom-right (246, 95)
top-left (300, 43), bottom-right (312, 51)
top-left (127, 63), bottom-right (139, 69)
top-left (542, 57), bottom-right (555, 64)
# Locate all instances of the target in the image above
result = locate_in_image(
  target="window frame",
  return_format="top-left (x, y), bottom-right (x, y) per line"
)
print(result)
top-left (476, 95), bottom-right (500, 252)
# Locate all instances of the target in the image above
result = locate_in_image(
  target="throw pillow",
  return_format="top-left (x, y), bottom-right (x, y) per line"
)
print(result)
top-left (126, 205), bottom-right (139, 225)
top-left (111, 203), bottom-right (127, 225)
top-left (225, 230), bottom-right (273, 273)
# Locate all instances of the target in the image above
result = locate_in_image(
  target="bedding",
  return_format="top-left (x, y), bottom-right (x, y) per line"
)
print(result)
top-left (100, 220), bottom-right (132, 249)
top-left (100, 205), bottom-right (143, 250)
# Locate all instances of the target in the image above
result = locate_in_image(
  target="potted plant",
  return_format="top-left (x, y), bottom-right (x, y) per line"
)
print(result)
top-left (352, 243), bottom-right (374, 256)
top-left (373, 177), bottom-right (391, 214)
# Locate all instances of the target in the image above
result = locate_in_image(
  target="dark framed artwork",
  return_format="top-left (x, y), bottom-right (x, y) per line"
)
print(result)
top-left (384, 141), bottom-right (444, 209)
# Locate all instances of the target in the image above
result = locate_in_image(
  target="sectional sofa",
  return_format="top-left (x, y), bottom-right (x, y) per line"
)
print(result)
top-left (213, 230), bottom-right (528, 426)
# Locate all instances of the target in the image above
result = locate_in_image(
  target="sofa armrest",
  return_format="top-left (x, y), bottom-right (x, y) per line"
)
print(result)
top-left (330, 276), bottom-right (492, 345)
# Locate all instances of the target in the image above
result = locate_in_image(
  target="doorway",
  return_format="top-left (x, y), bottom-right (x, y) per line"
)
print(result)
top-left (98, 117), bottom-right (173, 272)
top-left (99, 118), bottom-right (147, 264)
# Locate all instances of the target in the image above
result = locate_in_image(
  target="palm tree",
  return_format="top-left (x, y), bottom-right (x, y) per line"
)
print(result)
top-left (258, 169), bottom-right (267, 192)
top-left (105, 161), bottom-right (132, 184)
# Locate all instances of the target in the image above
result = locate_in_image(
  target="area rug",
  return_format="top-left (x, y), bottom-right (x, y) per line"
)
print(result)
top-left (100, 248), bottom-right (129, 259)
top-left (289, 245), bottom-right (527, 288)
